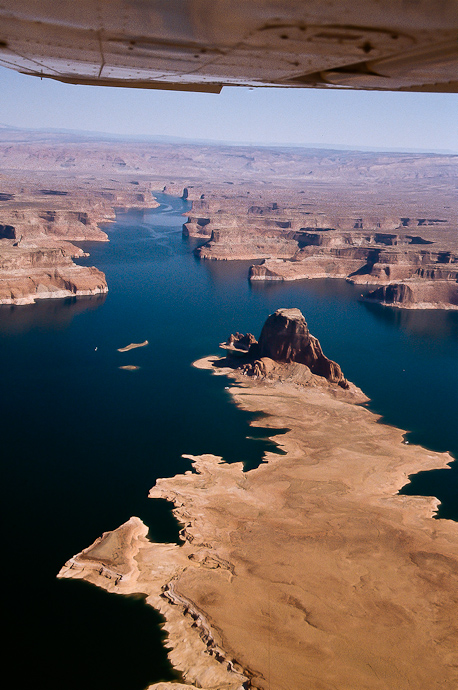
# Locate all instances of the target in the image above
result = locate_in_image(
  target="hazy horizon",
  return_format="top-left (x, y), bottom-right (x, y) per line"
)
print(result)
top-left (1, 120), bottom-right (457, 156)
top-left (1, 66), bottom-right (457, 154)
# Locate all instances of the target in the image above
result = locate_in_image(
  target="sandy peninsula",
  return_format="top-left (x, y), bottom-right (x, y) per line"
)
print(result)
top-left (58, 314), bottom-right (458, 690)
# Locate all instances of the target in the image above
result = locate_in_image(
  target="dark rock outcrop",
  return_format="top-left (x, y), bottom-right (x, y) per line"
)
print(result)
top-left (226, 332), bottom-right (257, 351)
top-left (366, 283), bottom-right (415, 306)
top-left (223, 308), bottom-right (348, 387)
top-left (219, 332), bottom-right (258, 358)
top-left (255, 308), bottom-right (347, 386)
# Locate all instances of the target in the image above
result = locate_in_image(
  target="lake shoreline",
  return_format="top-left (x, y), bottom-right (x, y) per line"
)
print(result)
top-left (58, 355), bottom-right (458, 690)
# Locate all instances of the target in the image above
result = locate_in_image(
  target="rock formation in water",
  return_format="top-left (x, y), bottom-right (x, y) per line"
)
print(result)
top-left (0, 145), bottom-right (161, 304)
top-left (364, 280), bottom-right (458, 310)
top-left (222, 308), bottom-right (348, 388)
top-left (257, 308), bottom-right (347, 385)
top-left (223, 331), bottom-right (258, 354)
top-left (0, 238), bottom-right (108, 304)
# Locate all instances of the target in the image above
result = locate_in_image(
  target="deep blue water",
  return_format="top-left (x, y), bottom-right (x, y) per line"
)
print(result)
top-left (1, 193), bottom-right (457, 690)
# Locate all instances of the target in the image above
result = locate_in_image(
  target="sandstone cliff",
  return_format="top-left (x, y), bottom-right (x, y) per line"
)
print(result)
top-left (0, 207), bottom-right (109, 242)
top-left (0, 200), bottom-right (109, 304)
top-left (247, 231), bottom-right (458, 309)
top-left (250, 237), bottom-right (458, 282)
top-left (0, 166), bottom-right (160, 304)
top-left (186, 187), bottom-right (457, 309)
top-left (222, 308), bottom-right (348, 388)
top-left (0, 238), bottom-right (108, 304)
top-left (196, 226), bottom-right (299, 261)
top-left (364, 280), bottom-right (458, 310)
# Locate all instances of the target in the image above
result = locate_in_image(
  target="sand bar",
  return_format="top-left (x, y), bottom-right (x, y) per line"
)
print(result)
top-left (58, 356), bottom-right (458, 690)
top-left (117, 340), bottom-right (148, 352)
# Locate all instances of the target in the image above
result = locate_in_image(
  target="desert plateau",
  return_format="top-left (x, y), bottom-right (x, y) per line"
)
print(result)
top-left (1, 126), bottom-right (457, 308)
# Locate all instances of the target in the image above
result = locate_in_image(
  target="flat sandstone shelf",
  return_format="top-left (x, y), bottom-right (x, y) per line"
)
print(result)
top-left (58, 356), bottom-right (458, 690)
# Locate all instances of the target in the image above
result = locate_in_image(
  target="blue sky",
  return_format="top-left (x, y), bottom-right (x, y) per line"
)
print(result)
top-left (0, 66), bottom-right (457, 152)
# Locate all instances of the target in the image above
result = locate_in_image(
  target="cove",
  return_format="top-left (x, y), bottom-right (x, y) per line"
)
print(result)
top-left (1, 192), bottom-right (457, 690)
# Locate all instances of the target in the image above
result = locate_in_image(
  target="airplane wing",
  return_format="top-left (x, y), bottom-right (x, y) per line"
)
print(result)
top-left (0, 0), bottom-right (457, 93)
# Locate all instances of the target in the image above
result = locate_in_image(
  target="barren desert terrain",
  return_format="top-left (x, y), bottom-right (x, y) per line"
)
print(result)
top-left (3, 126), bottom-right (455, 307)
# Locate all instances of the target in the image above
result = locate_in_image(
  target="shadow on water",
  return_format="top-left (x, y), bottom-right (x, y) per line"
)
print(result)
top-left (361, 299), bottom-right (458, 341)
top-left (0, 293), bottom-right (107, 335)
top-left (34, 580), bottom-right (182, 690)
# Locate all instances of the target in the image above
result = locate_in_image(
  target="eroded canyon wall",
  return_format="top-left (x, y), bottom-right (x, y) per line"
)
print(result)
top-left (1, 128), bottom-right (456, 307)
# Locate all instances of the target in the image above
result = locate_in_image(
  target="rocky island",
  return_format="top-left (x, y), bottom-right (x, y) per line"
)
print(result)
top-left (58, 308), bottom-right (458, 690)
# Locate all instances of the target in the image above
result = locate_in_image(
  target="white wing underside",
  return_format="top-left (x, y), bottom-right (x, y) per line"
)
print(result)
top-left (0, 0), bottom-right (457, 93)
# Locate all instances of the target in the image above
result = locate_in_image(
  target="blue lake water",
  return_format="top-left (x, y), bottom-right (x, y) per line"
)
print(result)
top-left (1, 193), bottom-right (457, 690)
